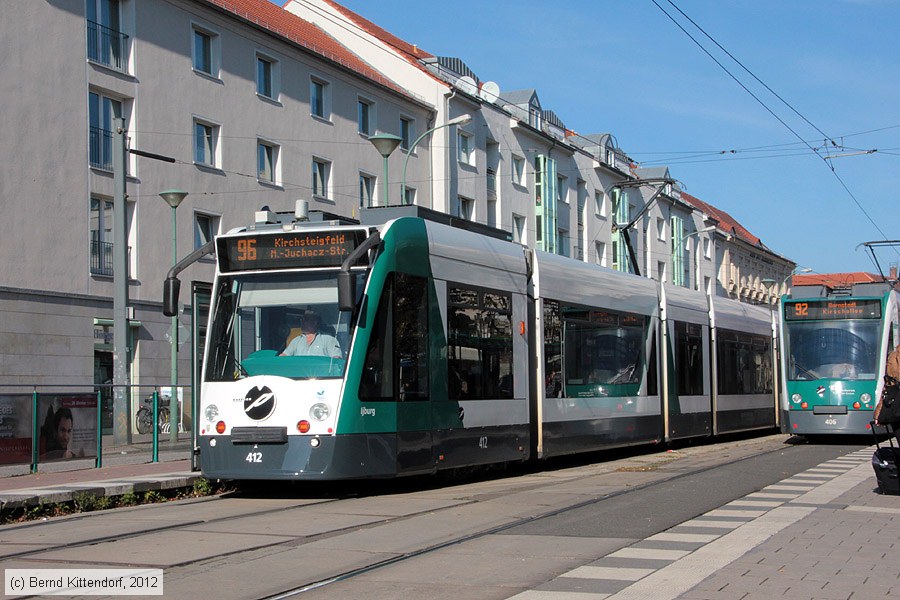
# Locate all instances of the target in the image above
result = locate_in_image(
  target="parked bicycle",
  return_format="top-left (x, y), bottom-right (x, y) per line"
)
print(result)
top-left (135, 395), bottom-right (171, 435)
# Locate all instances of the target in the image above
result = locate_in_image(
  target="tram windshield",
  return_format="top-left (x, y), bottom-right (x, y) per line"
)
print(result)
top-left (784, 320), bottom-right (880, 381)
top-left (205, 272), bottom-right (363, 381)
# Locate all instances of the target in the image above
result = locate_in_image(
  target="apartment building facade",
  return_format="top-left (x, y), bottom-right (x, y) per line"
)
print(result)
top-left (0, 0), bottom-right (433, 404)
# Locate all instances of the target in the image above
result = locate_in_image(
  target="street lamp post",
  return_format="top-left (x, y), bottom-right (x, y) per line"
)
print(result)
top-left (159, 189), bottom-right (187, 442)
top-left (401, 114), bottom-right (472, 206)
top-left (368, 134), bottom-right (402, 208)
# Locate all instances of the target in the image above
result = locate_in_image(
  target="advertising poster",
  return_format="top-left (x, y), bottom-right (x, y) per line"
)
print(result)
top-left (0, 394), bottom-right (33, 466)
top-left (38, 395), bottom-right (98, 462)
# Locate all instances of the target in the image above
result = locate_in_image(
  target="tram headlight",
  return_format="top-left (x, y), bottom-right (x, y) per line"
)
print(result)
top-left (309, 403), bottom-right (330, 421)
top-left (791, 393), bottom-right (802, 404)
top-left (205, 404), bottom-right (219, 422)
top-left (861, 393), bottom-right (872, 404)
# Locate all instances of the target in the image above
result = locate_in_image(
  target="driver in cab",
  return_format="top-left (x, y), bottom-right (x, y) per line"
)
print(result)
top-left (281, 310), bottom-right (342, 359)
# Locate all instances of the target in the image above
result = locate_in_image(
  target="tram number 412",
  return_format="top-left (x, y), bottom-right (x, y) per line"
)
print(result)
top-left (478, 436), bottom-right (488, 449)
top-left (246, 451), bottom-right (263, 463)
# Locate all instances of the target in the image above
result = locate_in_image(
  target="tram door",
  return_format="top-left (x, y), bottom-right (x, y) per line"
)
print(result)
top-left (667, 320), bottom-right (712, 440)
top-left (393, 273), bottom-right (434, 475)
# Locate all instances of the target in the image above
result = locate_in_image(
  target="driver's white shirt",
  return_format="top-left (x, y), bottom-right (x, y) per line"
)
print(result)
top-left (283, 332), bottom-right (341, 358)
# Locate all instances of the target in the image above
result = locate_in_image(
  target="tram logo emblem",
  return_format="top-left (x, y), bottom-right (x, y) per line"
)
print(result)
top-left (816, 386), bottom-right (826, 398)
top-left (244, 386), bottom-right (276, 421)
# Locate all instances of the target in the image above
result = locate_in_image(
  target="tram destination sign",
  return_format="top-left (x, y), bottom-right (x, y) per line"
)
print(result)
top-left (218, 229), bottom-right (367, 272)
top-left (784, 298), bottom-right (882, 321)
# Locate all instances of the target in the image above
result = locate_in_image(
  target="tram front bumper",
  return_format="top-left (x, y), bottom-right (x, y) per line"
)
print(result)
top-left (787, 408), bottom-right (874, 435)
top-left (199, 433), bottom-right (399, 480)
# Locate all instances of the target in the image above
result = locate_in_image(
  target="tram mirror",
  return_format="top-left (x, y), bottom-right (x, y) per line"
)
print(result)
top-left (338, 271), bottom-right (356, 312)
top-left (163, 277), bottom-right (181, 317)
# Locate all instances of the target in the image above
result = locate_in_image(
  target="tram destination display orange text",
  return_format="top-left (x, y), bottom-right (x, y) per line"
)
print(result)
top-left (784, 298), bottom-right (881, 321)
top-left (218, 229), bottom-right (367, 272)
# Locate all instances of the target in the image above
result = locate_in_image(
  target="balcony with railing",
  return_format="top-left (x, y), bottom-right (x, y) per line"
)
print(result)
top-left (89, 126), bottom-right (114, 170)
top-left (90, 240), bottom-right (131, 277)
top-left (91, 240), bottom-right (114, 276)
top-left (87, 20), bottom-right (129, 72)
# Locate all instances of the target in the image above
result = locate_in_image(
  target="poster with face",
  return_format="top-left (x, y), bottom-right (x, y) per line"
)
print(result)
top-left (39, 395), bottom-right (98, 461)
top-left (0, 394), bottom-right (32, 466)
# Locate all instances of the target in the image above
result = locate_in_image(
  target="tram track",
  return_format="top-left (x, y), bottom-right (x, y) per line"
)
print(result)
top-left (2, 434), bottom-right (853, 599)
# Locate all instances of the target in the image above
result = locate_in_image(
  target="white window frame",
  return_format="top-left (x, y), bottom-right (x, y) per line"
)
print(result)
top-left (400, 116), bottom-right (415, 151)
top-left (557, 175), bottom-right (568, 204)
top-left (310, 76), bottom-right (330, 120)
top-left (357, 97), bottom-right (375, 136)
top-left (459, 196), bottom-right (474, 220)
top-left (703, 236), bottom-right (712, 259)
top-left (511, 154), bottom-right (525, 186)
top-left (193, 117), bottom-right (220, 168)
top-left (595, 190), bottom-right (607, 217)
top-left (359, 172), bottom-right (375, 208)
top-left (191, 24), bottom-right (219, 78)
top-left (457, 131), bottom-right (475, 166)
top-left (256, 52), bottom-right (279, 100)
top-left (512, 214), bottom-right (526, 244)
top-left (403, 185), bottom-right (416, 206)
top-left (257, 139), bottom-right (280, 185)
top-left (312, 157), bottom-right (331, 199)
top-left (595, 241), bottom-right (607, 267)
top-left (194, 211), bottom-right (220, 250)
top-left (657, 217), bottom-right (666, 241)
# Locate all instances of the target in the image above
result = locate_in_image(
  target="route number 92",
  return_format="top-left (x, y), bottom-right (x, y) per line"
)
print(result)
top-left (245, 451), bottom-right (262, 463)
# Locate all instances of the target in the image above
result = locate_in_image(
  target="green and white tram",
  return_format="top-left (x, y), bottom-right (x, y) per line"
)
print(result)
top-left (168, 207), bottom-right (778, 480)
top-left (779, 283), bottom-right (899, 435)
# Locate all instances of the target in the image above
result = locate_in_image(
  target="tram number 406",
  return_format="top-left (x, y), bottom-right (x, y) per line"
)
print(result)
top-left (246, 451), bottom-right (263, 463)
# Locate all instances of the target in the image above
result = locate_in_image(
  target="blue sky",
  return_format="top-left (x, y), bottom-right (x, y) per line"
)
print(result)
top-left (281, 0), bottom-right (900, 275)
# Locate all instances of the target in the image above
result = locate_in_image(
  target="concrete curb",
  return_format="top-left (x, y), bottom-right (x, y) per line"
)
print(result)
top-left (0, 472), bottom-right (202, 510)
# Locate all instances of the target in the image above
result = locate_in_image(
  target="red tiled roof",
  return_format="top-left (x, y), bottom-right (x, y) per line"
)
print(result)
top-left (323, 0), bottom-right (434, 62)
top-left (793, 272), bottom-right (886, 287)
top-left (321, 0), bottom-right (445, 85)
top-left (206, 0), bottom-right (406, 96)
top-left (680, 192), bottom-right (761, 247)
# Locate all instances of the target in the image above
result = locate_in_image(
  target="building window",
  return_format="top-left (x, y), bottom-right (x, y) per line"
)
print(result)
top-left (359, 173), bottom-right (374, 208)
top-left (458, 131), bottom-right (474, 166)
top-left (459, 197), bottom-right (474, 220)
top-left (557, 175), bottom-right (567, 204)
top-left (310, 78), bottom-right (329, 119)
top-left (357, 99), bottom-right (373, 136)
top-left (192, 26), bottom-right (218, 76)
top-left (703, 236), bottom-right (712, 259)
top-left (513, 214), bottom-right (525, 244)
top-left (595, 190), bottom-right (606, 217)
top-left (194, 212), bottom-right (218, 249)
top-left (89, 91), bottom-right (122, 171)
top-left (403, 186), bottom-right (416, 206)
top-left (90, 197), bottom-right (114, 276)
top-left (595, 241), bottom-right (607, 267)
top-left (193, 120), bottom-right (218, 167)
top-left (256, 54), bottom-right (277, 99)
top-left (557, 229), bottom-right (569, 258)
top-left (312, 158), bottom-right (330, 199)
top-left (86, 0), bottom-right (128, 72)
top-left (257, 140), bottom-right (278, 184)
top-left (400, 117), bottom-right (414, 150)
top-left (657, 217), bottom-right (666, 241)
top-left (512, 155), bottom-right (525, 186)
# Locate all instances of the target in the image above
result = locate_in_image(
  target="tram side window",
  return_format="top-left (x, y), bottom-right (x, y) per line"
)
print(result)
top-left (562, 305), bottom-right (645, 391)
top-left (359, 275), bottom-right (394, 401)
top-left (716, 330), bottom-right (772, 395)
top-left (448, 285), bottom-right (513, 400)
top-left (543, 300), bottom-right (562, 398)
top-left (674, 321), bottom-right (704, 395)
